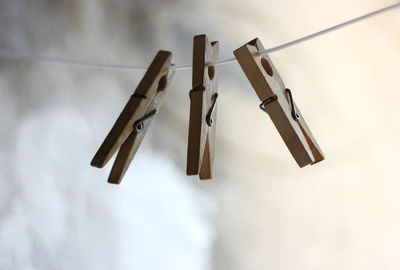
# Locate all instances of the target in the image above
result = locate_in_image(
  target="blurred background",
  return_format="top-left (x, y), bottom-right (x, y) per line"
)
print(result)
top-left (1, 0), bottom-right (400, 269)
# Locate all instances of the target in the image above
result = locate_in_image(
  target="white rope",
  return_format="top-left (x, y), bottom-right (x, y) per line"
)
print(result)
top-left (209, 2), bottom-right (400, 68)
top-left (1, 2), bottom-right (399, 72)
top-left (0, 51), bottom-right (149, 71)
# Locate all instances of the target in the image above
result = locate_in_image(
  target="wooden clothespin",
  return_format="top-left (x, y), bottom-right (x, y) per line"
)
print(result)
top-left (234, 38), bottom-right (324, 167)
top-left (91, 50), bottom-right (173, 184)
top-left (187, 35), bottom-right (219, 179)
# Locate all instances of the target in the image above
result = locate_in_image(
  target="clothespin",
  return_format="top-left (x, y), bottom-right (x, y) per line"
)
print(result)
top-left (233, 38), bottom-right (324, 167)
top-left (91, 50), bottom-right (174, 184)
top-left (187, 35), bottom-right (219, 179)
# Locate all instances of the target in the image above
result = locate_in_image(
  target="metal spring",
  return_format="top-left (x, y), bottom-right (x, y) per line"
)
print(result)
top-left (259, 88), bottom-right (300, 121)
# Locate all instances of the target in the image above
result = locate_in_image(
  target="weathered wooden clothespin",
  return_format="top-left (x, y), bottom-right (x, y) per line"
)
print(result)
top-left (234, 38), bottom-right (324, 167)
top-left (91, 50), bottom-right (173, 184)
top-left (187, 35), bottom-right (219, 179)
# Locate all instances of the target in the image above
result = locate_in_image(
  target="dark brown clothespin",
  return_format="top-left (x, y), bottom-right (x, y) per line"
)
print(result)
top-left (91, 51), bottom-right (173, 184)
top-left (187, 35), bottom-right (219, 179)
top-left (234, 38), bottom-right (324, 167)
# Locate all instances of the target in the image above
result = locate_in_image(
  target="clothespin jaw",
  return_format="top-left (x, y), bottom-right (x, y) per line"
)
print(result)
top-left (91, 50), bottom-right (173, 184)
top-left (233, 38), bottom-right (324, 167)
top-left (187, 35), bottom-right (219, 179)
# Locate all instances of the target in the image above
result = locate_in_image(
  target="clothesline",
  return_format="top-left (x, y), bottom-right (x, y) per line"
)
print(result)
top-left (0, 2), bottom-right (399, 72)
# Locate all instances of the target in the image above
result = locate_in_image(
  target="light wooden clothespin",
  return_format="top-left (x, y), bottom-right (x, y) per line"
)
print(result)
top-left (234, 38), bottom-right (324, 167)
top-left (91, 50), bottom-right (174, 184)
top-left (187, 35), bottom-right (219, 179)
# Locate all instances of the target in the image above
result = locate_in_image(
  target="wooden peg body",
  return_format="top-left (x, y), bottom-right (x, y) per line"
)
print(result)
top-left (187, 35), bottom-right (219, 179)
top-left (234, 38), bottom-right (324, 167)
top-left (91, 51), bottom-right (172, 184)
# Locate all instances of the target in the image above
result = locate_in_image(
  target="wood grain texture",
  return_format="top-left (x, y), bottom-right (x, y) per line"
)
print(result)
top-left (187, 35), bottom-right (219, 179)
top-left (234, 38), bottom-right (324, 167)
top-left (90, 50), bottom-right (172, 184)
